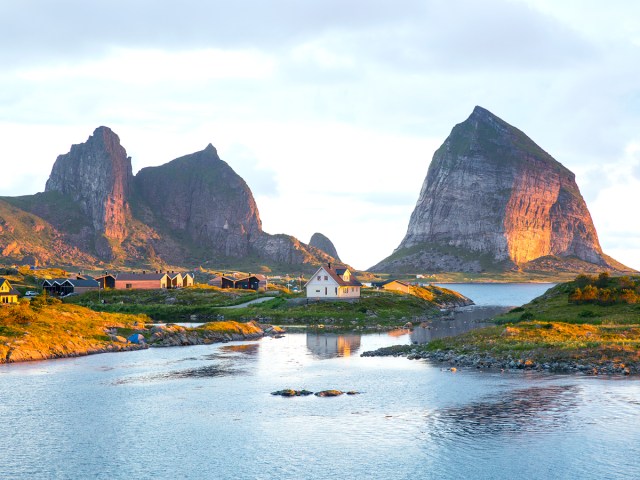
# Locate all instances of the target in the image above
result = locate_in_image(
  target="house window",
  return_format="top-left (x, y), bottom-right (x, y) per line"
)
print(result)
top-left (126, 283), bottom-right (132, 289)
top-left (324, 276), bottom-right (328, 281)
top-left (317, 276), bottom-right (321, 281)
top-left (316, 289), bottom-right (320, 293)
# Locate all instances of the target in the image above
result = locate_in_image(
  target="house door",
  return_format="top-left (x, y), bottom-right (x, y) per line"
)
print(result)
top-left (325, 287), bottom-right (327, 295)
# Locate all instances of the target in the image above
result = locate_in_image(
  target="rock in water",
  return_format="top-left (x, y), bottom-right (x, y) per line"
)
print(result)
top-left (372, 106), bottom-right (628, 273)
top-left (309, 233), bottom-right (341, 261)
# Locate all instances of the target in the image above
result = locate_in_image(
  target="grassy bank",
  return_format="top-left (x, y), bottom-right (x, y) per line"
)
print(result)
top-left (0, 295), bottom-right (273, 364)
top-left (367, 274), bottom-right (640, 374)
top-left (65, 286), bottom-right (268, 320)
top-left (0, 296), bottom-right (149, 363)
top-left (64, 284), bottom-right (471, 326)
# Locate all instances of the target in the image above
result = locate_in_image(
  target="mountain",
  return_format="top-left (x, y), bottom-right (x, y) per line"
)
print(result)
top-left (309, 233), bottom-right (341, 261)
top-left (0, 127), bottom-right (336, 271)
top-left (372, 106), bottom-right (632, 274)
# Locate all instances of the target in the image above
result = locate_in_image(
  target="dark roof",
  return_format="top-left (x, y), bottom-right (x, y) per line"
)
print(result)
top-left (116, 273), bottom-right (168, 281)
top-left (8, 288), bottom-right (20, 296)
top-left (95, 274), bottom-right (116, 280)
top-left (66, 278), bottom-right (99, 288)
top-left (0, 277), bottom-right (9, 288)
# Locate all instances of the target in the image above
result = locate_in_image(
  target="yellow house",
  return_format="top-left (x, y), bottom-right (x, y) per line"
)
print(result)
top-left (0, 278), bottom-right (19, 304)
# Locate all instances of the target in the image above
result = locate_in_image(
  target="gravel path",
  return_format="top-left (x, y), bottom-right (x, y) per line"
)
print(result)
top-left (220, 296), bottom-right (277, 309)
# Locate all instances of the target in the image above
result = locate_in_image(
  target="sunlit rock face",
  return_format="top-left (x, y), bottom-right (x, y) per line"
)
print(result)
top-left (372, 106), bottom-right (608, 272)
top-left (45, 127), bottom-right (133, 258)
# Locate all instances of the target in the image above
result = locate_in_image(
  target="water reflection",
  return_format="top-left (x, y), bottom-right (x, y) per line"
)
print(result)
top-left (306, 333), bottom-right (362, 359)
top-left (411, 306), bottom-right (509, 344)
top-left (426, 385), bottom-right (580, 438)
top-left (114, 362), bottom-right (248, 384)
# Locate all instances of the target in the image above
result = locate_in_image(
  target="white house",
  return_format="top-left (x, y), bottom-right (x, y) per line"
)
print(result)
top-left (305, 264), bottom-right (361, 299)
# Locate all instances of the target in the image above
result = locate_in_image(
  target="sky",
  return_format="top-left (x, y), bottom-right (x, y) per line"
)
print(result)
top-left (1, 0), bottom-right (640, 271)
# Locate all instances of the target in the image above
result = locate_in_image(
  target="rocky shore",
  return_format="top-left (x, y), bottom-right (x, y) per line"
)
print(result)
top-left (361, 345), bottom-right (637, 375)
top-left (1, 317), bottom-right (285, 365)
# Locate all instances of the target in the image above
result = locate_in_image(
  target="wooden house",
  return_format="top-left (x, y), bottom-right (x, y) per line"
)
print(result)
top-left (182, 273), bottom-right (194, 287)
top-left (208, 273), bottom-right (267, 291)
top-left (305, 264), bottom-right (361, 299)
top-left (95, 274), bottom-right (116, 289)
top-left (0, 278), bottom-right (19, 304)
top-left (42, 277), bottom-right (99, 296)
top-left (114, 272), bottom-right (169, 290)
top-left (168, 272), bottom-right (183, 289)
top-left (380, 279), bottom-right (411, 294)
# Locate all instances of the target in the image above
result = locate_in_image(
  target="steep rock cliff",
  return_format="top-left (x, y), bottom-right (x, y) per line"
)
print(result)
top-left (45, 126), bottom-right (133, 258)
top-left (309, 233), bottom-right (341, 261)
top-left (372, 106), bottom-right (618, 273)
top-left (135, 144), bottom-right (262, 258)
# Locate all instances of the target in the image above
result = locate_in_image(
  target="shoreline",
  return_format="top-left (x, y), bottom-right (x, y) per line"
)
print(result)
top-left (1, 321), bottom-right (284, 365)
top-left (361, 344), bottom-right (638, 376)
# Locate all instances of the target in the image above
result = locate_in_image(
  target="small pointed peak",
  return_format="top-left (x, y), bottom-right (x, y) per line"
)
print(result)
top-left (204, 143), bottom-right (218, 154)
top-left (470, 106), bottom-right (494, 118)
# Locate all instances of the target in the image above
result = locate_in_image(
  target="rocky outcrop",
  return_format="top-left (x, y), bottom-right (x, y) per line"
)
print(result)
top-left (372, 106), bottom-right (626, 273)
top-left (250, 233), bottom-right (334, 265)
top-left (45, 126), bottom-right (133, 258)
top-left (309, 232), bottom-right (341, 261)
top-left (135, 144), bottom-right (262, 258)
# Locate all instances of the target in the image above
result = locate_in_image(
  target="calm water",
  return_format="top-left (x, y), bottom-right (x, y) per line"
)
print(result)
top-left (436, 282), bottom-right (556, 306)
top-left (2, 284), bottom-right (639, 479)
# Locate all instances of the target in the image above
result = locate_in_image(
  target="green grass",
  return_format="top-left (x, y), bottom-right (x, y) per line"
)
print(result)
top-left (494, 276), bottom-right (640, 326)
top-left (64, 285), bottom-right (468, 325)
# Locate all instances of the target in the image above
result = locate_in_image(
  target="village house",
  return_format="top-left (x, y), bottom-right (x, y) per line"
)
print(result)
top-left (182, 273), bottom-right (195, 287)
top-left (114, 272), bottom-right (169, 290)
top-left (95, 274), bottom-right (116, 289)
top-left (376, 279), bottom-right (411, 294)
top-left (208, 273), bottom-right (267, 291)
top-left (42, 277), bottom-right (100, 296)
top-left (0, 277), bottom-right (19, 304)
top-left (168, 272), bottom-right (183, 289)
top-left (305, 264), bottom-right (361, 299)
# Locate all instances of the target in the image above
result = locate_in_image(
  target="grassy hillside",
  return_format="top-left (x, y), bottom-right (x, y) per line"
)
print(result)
top-left (0, 296), bottom-right (149, 363)
top-left (65, 285), bottom-right (470, 326)
top-left (376, 274), bottom-right (640, 373)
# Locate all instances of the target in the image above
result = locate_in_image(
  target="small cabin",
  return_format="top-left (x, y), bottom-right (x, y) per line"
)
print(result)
top-left (182, 273), bottom-right (194, 287)
top-left (168, 272), bottom-right (183, 289)
top-left (208, 273), bottom-right (266, 291)
top-left (42, 277), bottom-right (99, 296)
top-left (0, 278), bottom-right (19, 304)
top-left (380, 279), bottom-right (411, 294)
top-left (95, 274), bottom-right (116, 289)
top-left (114, 272), bottom-right (169, 290)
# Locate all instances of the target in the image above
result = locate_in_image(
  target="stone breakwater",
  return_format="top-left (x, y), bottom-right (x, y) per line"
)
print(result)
top-left (361, 345), bottom-right (637, 375)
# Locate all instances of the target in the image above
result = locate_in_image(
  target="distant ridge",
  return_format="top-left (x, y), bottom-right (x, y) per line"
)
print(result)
top-left (0, 128), bottom-right (339, 270)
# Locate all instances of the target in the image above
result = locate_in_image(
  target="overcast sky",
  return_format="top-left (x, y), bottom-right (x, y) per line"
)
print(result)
top-left (1, 0), bottom-right (639, 270)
